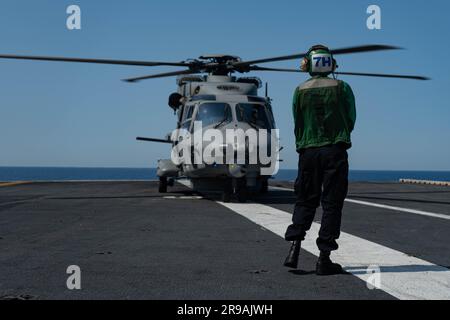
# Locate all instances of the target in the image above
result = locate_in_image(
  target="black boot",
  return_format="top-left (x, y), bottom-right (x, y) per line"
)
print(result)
top-left (284, 240), bottom-right (301, 269)
top-left (316, 251), bottom-right (344, 276)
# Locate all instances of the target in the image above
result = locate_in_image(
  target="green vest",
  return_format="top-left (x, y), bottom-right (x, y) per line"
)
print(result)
top-left (293, 76), bottom-right (356, 151)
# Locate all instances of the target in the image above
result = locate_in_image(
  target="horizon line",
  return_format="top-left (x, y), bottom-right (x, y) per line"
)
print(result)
top-left (1, 166), bottom-right (450, 173)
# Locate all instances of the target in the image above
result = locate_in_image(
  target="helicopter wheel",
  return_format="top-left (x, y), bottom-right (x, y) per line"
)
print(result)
top-left (221, 191), bottom-right (232, 203)
top-left (260, 179), bottom-right (269, 194)
top-left (159, 177), bottom-right (168, 193)
top-left (221, 180), bottom-right (233, 203)
top-left (236, 189), bottom-right (248, 203)
top-left (236, 178), bottom-right (248, 203)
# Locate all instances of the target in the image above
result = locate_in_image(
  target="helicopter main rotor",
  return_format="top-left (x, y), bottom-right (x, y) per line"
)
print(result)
top-left (0, 45), bottom-right (430, 82)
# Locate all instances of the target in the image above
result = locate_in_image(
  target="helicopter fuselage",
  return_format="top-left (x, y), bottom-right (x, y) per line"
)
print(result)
top-left (157, 75), bottom-right (278, 199)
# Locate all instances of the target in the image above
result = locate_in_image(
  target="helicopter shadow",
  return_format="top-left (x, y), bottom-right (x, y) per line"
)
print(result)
top-left (345, 194), bottom-right (450, 206)
top-left (198, 189), bottom-right (297, 205)
top-left (344, 264), bottom-right (449, 274)
top-left (288, 264), bottom-right (450, 276)
top-left (253, 190), bottom-right (297, 205)
top-left (350, 190), bottom-right (450, 195)
top-left (251, 189), bottom-right (450, 207)
top-left (48, 189), bottom-right (201, 201)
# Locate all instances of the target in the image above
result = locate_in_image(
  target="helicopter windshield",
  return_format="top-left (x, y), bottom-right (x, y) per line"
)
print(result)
top-left (236, 103), bottom-right (271, 128)
top-left (195, 103), bottom-right (232, 128)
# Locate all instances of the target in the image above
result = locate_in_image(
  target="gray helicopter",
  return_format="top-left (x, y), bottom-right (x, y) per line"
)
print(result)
top-left (0, 45), bottom-right (428, 202)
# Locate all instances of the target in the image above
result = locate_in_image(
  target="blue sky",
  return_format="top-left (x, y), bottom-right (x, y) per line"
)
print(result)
top-left (0, 0), bottom-right (449, 170)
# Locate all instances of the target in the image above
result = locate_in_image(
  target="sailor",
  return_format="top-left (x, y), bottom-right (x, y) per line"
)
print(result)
top-left (283, 45), bottom-right (356, 275)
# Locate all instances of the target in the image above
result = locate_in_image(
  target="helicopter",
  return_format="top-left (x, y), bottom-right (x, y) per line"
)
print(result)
top-left (0, 45), bottom-right (429, 202)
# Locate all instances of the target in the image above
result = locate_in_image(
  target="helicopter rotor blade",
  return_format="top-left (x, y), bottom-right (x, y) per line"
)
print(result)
top-left (250, 66), bottom-right (302, 73)
top-left (330, 45), bottom-right (402, 55)
top-left (123, 69), bottom-right (199, 82)
top-left (334, 71), bottom-right (430, 81)
top-left (250, 66), bottom-right (429, 81)
top-left (0, 54), bottom-right (190, 67)
top-left (234, 45), bottom-right (401, 67)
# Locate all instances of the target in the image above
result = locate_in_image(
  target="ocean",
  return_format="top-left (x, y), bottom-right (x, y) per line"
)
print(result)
top-left (1, 167), bottom-right (450, 183)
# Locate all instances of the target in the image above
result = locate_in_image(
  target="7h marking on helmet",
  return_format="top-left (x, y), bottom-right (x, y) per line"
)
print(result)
top-left (311, 54), bottom-right (333, 74)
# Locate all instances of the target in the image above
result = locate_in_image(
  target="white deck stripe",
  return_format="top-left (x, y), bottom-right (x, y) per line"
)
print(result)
top-left (271, 186), bottom-right (450, 221)
top-left (218, 201), bottom-right (450, 300)
top-left (177, 180), bottom-right (450, 299)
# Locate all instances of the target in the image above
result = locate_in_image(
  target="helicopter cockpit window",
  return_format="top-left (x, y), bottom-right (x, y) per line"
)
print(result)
top-left (182, 105), bottom-right (194, 122)
top-left (236, 103), bottom-right (271, 129)
top-left (181, 120), bottom-right (191, 130)
top-left (181, 105), bottom-right (195, 131)
top-left (195, 103), bottom-right (232, 128)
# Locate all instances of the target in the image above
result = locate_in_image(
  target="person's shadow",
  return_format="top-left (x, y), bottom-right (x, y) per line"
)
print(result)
top-left (288, 270), bottom-right (317, 275)
top-left (289, 269), bottom-right (353, 275)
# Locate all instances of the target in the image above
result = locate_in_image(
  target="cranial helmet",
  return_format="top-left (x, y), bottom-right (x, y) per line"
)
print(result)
top-left (301, 44), bottom-right (337, 76)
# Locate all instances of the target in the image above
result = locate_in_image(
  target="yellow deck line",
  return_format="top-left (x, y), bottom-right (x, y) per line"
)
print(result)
top-left (0, 181), bottom-right (32, 187)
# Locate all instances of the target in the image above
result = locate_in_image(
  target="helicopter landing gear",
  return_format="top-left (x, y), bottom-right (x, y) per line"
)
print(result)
top-left (221, 191), bottom-right (232, 203)
top-left (235, 178), bottom-right (248, 203)
top-left (260, 179), bottom-right (269, 194)
top-left (221, 178), bottom-right (248, 203)
top-left (158, 177), bottom-right (168, 193)
top-left (221, 179), bottom-right (233, 203)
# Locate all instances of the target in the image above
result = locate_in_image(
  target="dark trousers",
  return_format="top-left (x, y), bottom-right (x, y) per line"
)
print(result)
top-left (285, 144), bottom-right (349, 253)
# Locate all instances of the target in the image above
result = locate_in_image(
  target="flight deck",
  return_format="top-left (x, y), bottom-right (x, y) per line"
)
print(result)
top-left (0, 180), bottom-right (449, 300)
